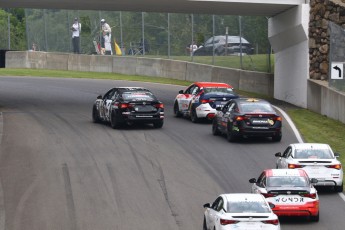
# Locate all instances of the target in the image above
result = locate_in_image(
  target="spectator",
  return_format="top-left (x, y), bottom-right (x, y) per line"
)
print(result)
top-left (101, 19), bottom-right (112, 55)
top-left (70, 18), bottom-right (81, 54)
top-left (186, 41), bottom-right (198, 56)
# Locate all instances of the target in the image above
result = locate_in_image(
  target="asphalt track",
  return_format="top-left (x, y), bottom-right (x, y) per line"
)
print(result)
top-left (0, 76), bottom-right (344, 230)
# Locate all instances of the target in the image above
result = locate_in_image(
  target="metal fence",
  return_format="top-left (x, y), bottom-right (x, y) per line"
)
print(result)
top-left (1, 9), bottom-right (273, 73)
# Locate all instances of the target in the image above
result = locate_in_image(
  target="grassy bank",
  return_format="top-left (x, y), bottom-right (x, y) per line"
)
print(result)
top-left (1, 68), bottom-right (344, 183)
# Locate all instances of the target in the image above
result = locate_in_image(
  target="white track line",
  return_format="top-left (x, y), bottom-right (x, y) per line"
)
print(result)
top-left (274, 105), bottom-right (345, 202)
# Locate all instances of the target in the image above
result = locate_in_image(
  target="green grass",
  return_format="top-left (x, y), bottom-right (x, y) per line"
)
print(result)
top-left (0, 68), bottom-right (344, 184)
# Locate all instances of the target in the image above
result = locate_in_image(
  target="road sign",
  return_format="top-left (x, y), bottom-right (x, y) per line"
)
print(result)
top-left (331, 62), bottom-right (344, 80)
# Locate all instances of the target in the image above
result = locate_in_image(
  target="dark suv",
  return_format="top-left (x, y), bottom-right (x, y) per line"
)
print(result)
top-left (193, 35), bottom-right (254, 56)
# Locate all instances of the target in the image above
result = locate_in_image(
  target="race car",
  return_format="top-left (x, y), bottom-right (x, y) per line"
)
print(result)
top-left (249, 169), bottom-right (319, 222)
top-left (275, 143), bottom-right (343, 192)
top-left (92, 87), bottom-right (164, 128)
top-left (212, 98), bottom-right (282, 142)
top-left (173, 82), bottom-right (239, 123)
top-left (203, 193), bottom-right (280, 230)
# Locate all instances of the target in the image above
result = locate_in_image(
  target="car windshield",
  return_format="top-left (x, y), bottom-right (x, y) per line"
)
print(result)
top-left (203, 87), bottom-right (234, 94)
top-left (227, 201), bottom-right (270, 213)
top-left (122, 92), bottom-right (156, 101)
top-left (239, 102), bottom-right (275, 113)
top-left (267, 176), bottom-right (308, 187)
top-left (294, 149), bottom-right (333, 159)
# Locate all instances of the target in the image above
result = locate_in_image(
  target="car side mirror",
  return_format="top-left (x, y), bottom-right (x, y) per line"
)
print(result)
top-left (268, 203), bottom-right (275, 209)
top-left (275, 152), bottom-right (282, 157)
top-left (203, 203), bottom-right (211, 208)
top-left (179, 90), bottom-right (184, 94)
top-left (249, 178), bottom-right (257, 183)
top-left (97, 95), bottom-right (102, 99)
top-left (334, 152), bottom-right (340, 157)
top-left (310, 178), bottom-right (318, 184)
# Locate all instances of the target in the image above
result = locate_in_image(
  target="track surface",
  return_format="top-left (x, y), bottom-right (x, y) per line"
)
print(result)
top-left (0, 76), bottom-right (344, 230)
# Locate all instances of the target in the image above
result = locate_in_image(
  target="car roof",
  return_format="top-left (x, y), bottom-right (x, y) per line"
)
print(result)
top-left (290, 143), bottom-right (332, 150)
top-left (193, 82), bottom-right (233, 88)
top-left (222, 193), bottom-right (266, 202)
top-left (212, 35), bottom-right (250, 44)
top-left (264, 169), bottom-right (308, 177)
top-left (233, 98), bottom-right (270, 104)
top-left (117, 87), bottom-right (149, 90)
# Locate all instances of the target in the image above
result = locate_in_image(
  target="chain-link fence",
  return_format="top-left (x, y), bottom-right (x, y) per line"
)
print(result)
top-left (329, 22), bottom-right (345, 92)
top-left (22, 9), bottom-right (273, 73)
top-left (0, 14), bottom-right (10, 50)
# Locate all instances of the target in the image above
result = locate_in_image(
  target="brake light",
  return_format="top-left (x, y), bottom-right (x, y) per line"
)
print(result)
top-left (200, 99), bottom-right (210, 104)
top-left (274, 116), bottom-right (282, 121)
top-left (154, 103), bottom-right (164, 109)
top-left (235, 116), bottom-right (245, 121)
top-left (220, 219), bottom-right (239, 225)
top-left (301, 193), bottom-right (317, 199)
top-left (262, 219), bottom-right (279, 225)
top-left (325, 164), bottom-right (342, 170)
top-left (262, 193), bottom-right (277, 198)
top-left (288, 164), bottom-right (303, 169)
top-left (119, 103), bottom-right (132, 109)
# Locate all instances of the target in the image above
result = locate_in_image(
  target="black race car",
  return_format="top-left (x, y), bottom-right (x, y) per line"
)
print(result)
top-left (92, 87), bottom-right (164, 128)
top-left (212, 98), bottom-right (282, 142)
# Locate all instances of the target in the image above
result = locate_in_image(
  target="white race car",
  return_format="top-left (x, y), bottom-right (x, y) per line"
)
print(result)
top-left (203, 193), bottom-right (280, 230)
top-left (275, 143), bottom-right (343, 192)
top-left (173, 82), bottom-right (239, 123)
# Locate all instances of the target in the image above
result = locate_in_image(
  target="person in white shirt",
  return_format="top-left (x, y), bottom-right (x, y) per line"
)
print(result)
top-left (71, 18), bottom-right (81, 54)
top-left (100, 19), bottom-right (112, 55)
top-left (187, 41), bottom-right (198, 56)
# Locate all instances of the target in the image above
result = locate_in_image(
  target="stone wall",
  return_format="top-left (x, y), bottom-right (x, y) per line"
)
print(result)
top-left (309, 0), bottom-right (345, 80)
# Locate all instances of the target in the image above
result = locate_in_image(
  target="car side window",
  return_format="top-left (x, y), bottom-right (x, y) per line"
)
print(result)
top-left (112, 90), bottom-right (119, 100)
top-left (185, 85), bottom-right (195, 94)
top-left (228, 102), bottom-right (236, 112)
top-left (191, 86), bottom-right (200, 95)
top-left (211, 197), bottom-right (222, 210)
top-left (257, 172), bottom-right (265, 187)
top-left (216, 198), bottom-right (224, 212)
top-left (283, 147), bottom-right (292, 158)
top-left (103, 89), bottom-right (115, 100)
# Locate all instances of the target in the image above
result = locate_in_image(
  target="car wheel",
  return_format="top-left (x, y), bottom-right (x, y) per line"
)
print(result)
top-left (227, 124), bottom-right (236, 142)
top-left (110, 112), bottom-right (120, 129)
top-left (272, 134), bottom-right (282, 142)
top-left (203, 217), bottom-right (207, 230)
top-left (310, 212), bottom-right (319, 222)
top-left (335, 183), bottom-right (343, 192)
top-left (190, 109), bottom-right (199, 123)
top-left (174, 102), bottom-right (182, 117)
top-left (92, 105), bottom-right (101, 123)
top-left (153, 120), bottom-right (164, 128)
top-left (212, 119), bottom-right (220, 136)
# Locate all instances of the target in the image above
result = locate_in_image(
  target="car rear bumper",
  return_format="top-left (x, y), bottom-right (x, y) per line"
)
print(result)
top-left (273, 201), bottom-right (319, 217)
top-left (235, 128), bottom-right (282, 137)
top-left (120, 112), bottom-right (164, 123)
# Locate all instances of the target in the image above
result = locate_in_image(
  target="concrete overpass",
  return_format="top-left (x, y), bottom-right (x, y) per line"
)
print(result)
top-left (1, 0), bottom-right (310, 108)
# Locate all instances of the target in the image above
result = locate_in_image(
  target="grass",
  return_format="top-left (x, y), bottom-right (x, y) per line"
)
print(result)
top-left (0, 68), bottom-right (344, 184)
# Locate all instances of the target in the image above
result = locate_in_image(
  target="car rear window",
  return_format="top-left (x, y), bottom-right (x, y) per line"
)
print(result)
top-left (122, 91), bottom-right (156, 101)
top-left (239, 102), bottom-right (275, 113)
top-left (267, 176), bottom-right (308, 187)
top-left (203, 87), bottom-right (234, 94)
top-left (227, 201), bottom-right (270, 213)
top-left (294, 149), bottom-right (333, 159)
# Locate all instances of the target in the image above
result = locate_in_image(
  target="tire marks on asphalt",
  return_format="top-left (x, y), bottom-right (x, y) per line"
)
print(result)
top-left (62, 163), bottom-right (78, 230)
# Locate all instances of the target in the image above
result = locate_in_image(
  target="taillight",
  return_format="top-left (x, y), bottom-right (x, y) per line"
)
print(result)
top-left (262, 193), bottom-right (277, 198)
top-left (119, 103), bottom-right (132, 109)
top-left (262, 219), bottom-right (279, 225)
top-left (200, 99), bottom-right (210, 104)
top-left (288, 164), bottom-right (303, 169)
top-left (301, 193), bottom-right (317, 199)
top-left (325, 164), bottom-right (342, 170)
top-left (220, 219), bottom-right (239, 225)
top-left (235, 116), bottom-right (245, 121)
top-left (154, 103), bottom-right (164, 109)
top-left (274, 116), bottom-right (282, 121)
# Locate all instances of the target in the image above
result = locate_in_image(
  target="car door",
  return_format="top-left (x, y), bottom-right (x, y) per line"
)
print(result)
top-left (179, 84), bottom-right (196, 112)
top-left (206, 197), bottom-right (224, 230)
top-left (218, 101), bottom-right (230, 132)
top-left (101, 88), bottom-right (116, 120)
top-left (278, 147), bottom-right (292, 168)
top-left (224, 101), bottom-right (236, 130)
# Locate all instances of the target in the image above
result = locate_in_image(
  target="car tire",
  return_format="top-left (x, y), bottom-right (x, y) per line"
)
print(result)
top-left (310, 212), bottom-right (319, 222)
top-left (203, 217), bottom-right (207, 230)
top-left (212, 119), bottom-right (220, 136)
top-left (153, 120), bottom-right (164, 128)
top-left (110, 112), bottom-right (120, 129)
top-left (335, 183), bottom-right (343, 192)
top-left (227, 124), bottom-right (236, 142)
top-left (92, 105), bottom-right (101, 123)
top-left (174, 102), bottom-right (182, 117)
top-left (190, 109), bottom-right (199, 123)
